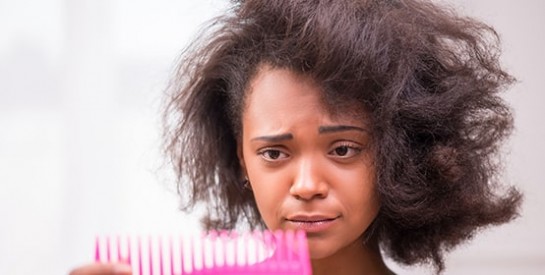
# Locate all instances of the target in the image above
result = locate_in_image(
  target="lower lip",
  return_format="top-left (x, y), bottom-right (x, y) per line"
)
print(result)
top-left (287, 218), bottom-right (338, 233)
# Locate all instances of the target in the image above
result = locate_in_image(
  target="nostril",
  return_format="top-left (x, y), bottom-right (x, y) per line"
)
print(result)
top-left (290, 182), bottom-right (328, 201)
top-left (294, 193), bottom-right (326, 201)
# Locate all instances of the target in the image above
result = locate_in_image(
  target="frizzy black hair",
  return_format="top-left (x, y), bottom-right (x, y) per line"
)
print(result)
top-left (163, 0), bottom-right (522, 272)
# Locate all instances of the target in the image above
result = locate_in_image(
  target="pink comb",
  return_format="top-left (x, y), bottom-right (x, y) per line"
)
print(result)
top-left (94, 230), bottom-right (312, 275)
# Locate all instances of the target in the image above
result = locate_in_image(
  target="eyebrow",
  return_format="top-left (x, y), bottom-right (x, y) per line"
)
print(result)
top-left (318, 125), bottom-right (368, 134)
top-left (250, 125), bottom-right (366, 142)
top-left (251, 133), bottom-right (294, 142)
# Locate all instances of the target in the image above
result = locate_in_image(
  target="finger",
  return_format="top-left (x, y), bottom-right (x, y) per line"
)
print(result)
top-left (69, 263), bottom-right (132, 275)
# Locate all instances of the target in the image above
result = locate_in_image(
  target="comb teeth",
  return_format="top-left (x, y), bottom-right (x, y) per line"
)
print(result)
top-left (94, 230), bottom-right (311, 275)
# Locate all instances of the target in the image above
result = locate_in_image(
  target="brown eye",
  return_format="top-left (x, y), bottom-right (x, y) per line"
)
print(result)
top-left (265, 150), bottom-right (281, 159)
top-left (329, 143), bottom-right (362, 159)
top-left (259, 149), bottom-right (289, 161)
top-left (335, 146), bottom-right (349, 156)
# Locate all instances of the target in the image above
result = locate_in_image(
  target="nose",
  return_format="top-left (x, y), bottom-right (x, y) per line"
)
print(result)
top-left (289, 157), bottom-right (329, 201)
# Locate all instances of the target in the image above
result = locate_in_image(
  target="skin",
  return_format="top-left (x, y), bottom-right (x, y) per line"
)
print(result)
top-left (69, 263), bottom-right (131, 275)
top-left (238, 65), bottom-right (390, 275)
top-left (68, 65), bottom-right (391, 275)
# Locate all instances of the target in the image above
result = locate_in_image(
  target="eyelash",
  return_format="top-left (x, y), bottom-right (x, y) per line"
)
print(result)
top-left (257, 148), bottom-right (289, 162)
top-left (328, 142), bottom-right (363, 158)
top-left (257, 142), bottom-right (363, 162)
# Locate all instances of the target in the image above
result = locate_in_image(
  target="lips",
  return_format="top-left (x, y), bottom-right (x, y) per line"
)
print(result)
top-left (287, 215), bottom-right (337, 223)
top-left (285, 214), bottom-right (340, 233)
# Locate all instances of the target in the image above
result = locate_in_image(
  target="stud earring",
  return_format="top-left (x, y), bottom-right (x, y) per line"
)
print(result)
top-left (243, 178), bottom-right (252, 190)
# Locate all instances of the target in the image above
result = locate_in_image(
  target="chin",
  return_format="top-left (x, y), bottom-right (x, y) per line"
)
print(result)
top-left (307, 239), bottom-right (339, 260)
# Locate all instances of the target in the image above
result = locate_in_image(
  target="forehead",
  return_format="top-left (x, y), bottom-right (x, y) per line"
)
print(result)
top-left (247, 66), bottom-right (319, 106)
top-left (242, 65), bottom-right (364, 122)
top-left (241, 66), bottom-right (366, 130)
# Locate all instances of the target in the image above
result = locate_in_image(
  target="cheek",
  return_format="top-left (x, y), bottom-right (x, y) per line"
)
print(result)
top-left (246, 164), bottom-right (289, 229)
top-left (349, 188), bottom-right (379, 224)
top-left (336, 165), bottom-right (379, 223)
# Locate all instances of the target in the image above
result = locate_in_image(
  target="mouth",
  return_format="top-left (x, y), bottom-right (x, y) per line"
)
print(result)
top-left (285, 215), bottom-right (340, 233)
top-left (286, 215), bottom-right (338, 223)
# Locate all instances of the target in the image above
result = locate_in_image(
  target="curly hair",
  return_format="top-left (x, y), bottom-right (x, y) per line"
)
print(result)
top-left (163, 0), bottom-right (522, 272)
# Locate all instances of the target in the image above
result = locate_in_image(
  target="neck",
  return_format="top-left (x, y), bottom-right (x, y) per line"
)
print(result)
top-left (310, 236), bottom-right (390, 275)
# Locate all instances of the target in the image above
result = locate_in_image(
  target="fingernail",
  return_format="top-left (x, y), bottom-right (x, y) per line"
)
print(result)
top-left (113, 263), bottom-right (132, 274)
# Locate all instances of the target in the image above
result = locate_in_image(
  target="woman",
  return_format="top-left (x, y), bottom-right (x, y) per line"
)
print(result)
top-left (71, 0), bottom-right (522, 274)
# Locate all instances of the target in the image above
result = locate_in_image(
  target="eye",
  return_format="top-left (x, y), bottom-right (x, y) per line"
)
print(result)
top-left (328, 143), bottom-right (362, 158)
top-left (258, 149), bottom-right (289, 161)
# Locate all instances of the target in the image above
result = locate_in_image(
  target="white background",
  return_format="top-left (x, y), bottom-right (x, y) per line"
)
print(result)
top-left (0, 0), bottom-right (543, 274)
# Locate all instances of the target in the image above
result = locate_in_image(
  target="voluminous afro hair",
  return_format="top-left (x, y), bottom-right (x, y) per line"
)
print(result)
top-left (164, 0), bottom-right (522, 272)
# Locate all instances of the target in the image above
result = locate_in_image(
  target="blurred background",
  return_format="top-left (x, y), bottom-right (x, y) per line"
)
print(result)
top-left (0, 0), bottom-right (543, 274)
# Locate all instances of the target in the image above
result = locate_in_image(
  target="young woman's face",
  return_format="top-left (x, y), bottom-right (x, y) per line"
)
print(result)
top-left (238, 66), bottom-right (379, 259)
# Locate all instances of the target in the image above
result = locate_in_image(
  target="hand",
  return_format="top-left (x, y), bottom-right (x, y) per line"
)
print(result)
top-left (69, 263), bottom-right (132, 275)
